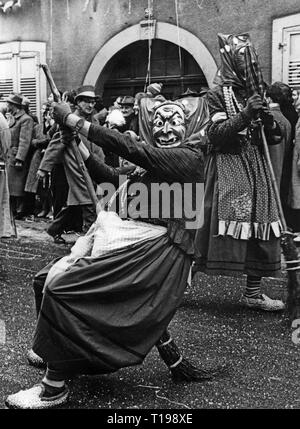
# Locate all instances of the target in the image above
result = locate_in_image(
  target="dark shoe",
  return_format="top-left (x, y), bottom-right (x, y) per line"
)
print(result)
top-left (53, 234), bottom-right (66, 244)
top-left (14, 212), bottom-right (26, 220)
top-left (23, 214), bottom-right (35, 222)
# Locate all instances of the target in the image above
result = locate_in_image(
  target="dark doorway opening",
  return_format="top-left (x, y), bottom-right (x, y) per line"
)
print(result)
top-left (96, 39), bottom-right (208, 108)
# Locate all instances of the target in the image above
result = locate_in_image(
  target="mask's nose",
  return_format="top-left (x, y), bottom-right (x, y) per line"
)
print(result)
top-left (163, 122), bottom-right (170, 134)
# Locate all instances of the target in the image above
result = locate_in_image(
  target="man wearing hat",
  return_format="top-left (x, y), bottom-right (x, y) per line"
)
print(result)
top-left (118, 95), bottom-right (139, 134)
top-left (38, 85), bottom-right (104, 240)
top-left (75, 85), bottom-right (98, 117)
top-left (65, 85), bottom-right (105, 231)
top-left (5, 93), bottom-right (34, 219)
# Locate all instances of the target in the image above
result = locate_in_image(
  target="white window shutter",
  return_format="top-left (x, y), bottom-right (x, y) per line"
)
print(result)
top-left (0, 42), bottom-right (46, 121)
top-left (272, 14), bottom-right (300, 84)
top-left (282, 27), bottom-right (300, 88)
top-left (287, 32), bottom-right (300, 88)
top-left (0, 53), bottom-right (17, 98)
top-left (18, 53), bottom-right (39, 116)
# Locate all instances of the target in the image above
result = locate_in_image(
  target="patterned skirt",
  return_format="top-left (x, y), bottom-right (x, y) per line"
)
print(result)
top-left (193, 156), bottom-right (281, 278)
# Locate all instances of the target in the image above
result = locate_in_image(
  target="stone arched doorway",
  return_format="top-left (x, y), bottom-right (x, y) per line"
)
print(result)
top-left (83, 22), bottom-right (217, 104)
top-left (98, 39), bottom-right (209, 107)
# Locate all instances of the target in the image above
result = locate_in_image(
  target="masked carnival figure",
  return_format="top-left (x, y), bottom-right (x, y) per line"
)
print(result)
top-left (6, 90), bottom-right (225, 409)
top-left (193, 34), bottom-right (285, 312)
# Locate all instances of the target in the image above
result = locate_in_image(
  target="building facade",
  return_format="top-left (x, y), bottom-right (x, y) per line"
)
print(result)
top-left (0, 0), bottom-right (299, 117)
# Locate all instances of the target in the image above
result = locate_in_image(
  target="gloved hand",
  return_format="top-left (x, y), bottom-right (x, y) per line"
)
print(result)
top-left (60, 127), bottom-right (79, 145)
top-left (14, 159), bottom-right (23, 171)
top-left (260, 108), bottom-right (275, 130)
top-left (52, 101), bottom-right (72, 126)
top-left (243, 93), bottom-right (264, 120)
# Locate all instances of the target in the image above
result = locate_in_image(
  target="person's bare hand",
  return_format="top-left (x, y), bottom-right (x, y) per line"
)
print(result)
top-left (36, 169), bottom-right (47, 180)
top-left (14, 160), bottom-right (23, 171)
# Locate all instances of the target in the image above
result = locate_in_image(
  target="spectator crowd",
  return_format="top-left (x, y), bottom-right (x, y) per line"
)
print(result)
top-left (0, 80), bottom-right (299, 244)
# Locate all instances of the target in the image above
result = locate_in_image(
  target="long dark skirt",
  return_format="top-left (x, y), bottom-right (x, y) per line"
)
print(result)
top-left (32, 235), bottom-right (191, 377)
top-left (194, 156), bottom-right (281, 278)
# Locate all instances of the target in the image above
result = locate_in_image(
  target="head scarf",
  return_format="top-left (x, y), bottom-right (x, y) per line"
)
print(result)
top-left (215, 33), bottom-right (251, 90)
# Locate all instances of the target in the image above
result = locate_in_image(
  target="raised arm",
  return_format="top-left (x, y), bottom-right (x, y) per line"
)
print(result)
top-left (52, 102), bottom-right (203, 182)
top-left (86, 124), bottom-right (202, 182)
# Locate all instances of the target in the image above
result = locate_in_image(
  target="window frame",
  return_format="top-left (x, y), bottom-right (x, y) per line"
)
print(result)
top-left (0, 41), bottom-right (47, 121)
top-left (272, 13), bottom-right (300, 85)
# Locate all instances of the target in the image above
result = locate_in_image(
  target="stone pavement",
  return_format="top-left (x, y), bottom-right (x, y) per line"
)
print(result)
top-left (15, 218), bottom-right (79, 245)
top-left (0, 218), bottom-right (299, 409)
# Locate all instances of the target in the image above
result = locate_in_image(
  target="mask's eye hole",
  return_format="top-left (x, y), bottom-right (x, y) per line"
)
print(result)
top-left (154, 119), bottom-right (163, 127)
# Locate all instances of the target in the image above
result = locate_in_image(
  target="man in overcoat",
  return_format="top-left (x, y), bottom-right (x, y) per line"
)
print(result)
top-left (0, 110), bottom-right (14, 236)
top-left (6, 93), bottom-right (34, 218)
top-left (37, 86), bottom-right (104, 242)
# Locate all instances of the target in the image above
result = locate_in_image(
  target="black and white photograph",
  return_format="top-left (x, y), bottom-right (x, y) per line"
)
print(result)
top-left (0, 0), bottom-right (299, 413)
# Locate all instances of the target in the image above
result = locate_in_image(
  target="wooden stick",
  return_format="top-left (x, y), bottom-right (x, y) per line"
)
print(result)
top-left (260, 123), bottom-right (287, 230)
top-left (39, 64), bottom-right (98, 209)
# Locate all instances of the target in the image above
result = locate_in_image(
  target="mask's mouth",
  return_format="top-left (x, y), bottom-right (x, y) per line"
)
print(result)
top-left (155, 134), bottom-right (182, 148)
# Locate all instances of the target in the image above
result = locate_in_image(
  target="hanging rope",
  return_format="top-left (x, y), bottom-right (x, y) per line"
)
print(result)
top-left (82, 0), bottom-right (90, 12)
top-left (144, 0), bottom-right (153, 91)
top-left (128, 0), bottom-right (132, 14)
top-left (49, 0), bottom-right (53, 64)
top-left (66, 0), bottom-right (70, 20)
top-left (174, 0), bottom-right (184, 94)
top-left (92, 0), bottom-right (98, 13)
